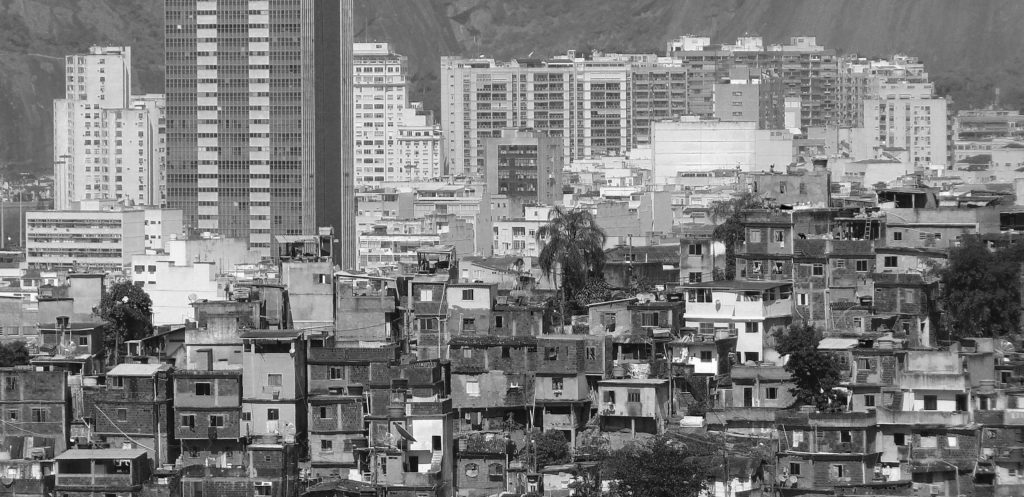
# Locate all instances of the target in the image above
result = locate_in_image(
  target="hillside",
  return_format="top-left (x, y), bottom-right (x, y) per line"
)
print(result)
top-left (2, 0), bottom-right (1023, 173)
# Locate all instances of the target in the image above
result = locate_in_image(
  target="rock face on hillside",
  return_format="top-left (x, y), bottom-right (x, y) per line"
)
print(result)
top-left (2, 0), bottom-right (1022, 172)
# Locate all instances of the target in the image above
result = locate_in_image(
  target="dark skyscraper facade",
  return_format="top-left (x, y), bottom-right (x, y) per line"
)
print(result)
top-left (166, 0), bottom-right (354, 263)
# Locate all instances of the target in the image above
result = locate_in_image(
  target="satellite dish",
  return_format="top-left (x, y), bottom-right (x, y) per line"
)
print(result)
top-left (187, 293), bottom-right (198, 303)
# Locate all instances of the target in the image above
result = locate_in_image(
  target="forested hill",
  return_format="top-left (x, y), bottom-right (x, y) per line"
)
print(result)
top-left (2, 0), bottom-right (1022, 173)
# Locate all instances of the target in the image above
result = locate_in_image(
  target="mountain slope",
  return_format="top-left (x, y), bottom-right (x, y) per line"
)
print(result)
top-left (2, 0), bottom-right (1023, 173)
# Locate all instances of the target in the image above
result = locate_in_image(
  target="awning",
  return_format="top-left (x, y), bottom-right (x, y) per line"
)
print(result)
top-left (393, 423), bottom-right (416, 443)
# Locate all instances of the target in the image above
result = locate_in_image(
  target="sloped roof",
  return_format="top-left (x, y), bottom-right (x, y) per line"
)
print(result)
top-left (106, 363), bottom-right (172, 377)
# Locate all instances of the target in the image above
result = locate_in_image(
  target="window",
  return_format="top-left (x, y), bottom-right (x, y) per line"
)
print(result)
top-left (700, 351), bottom-right (713, 363)
top-left (4, 377), bottom-right (15, 391)
top-left (181, 415), bottom-right (196, 428)
top-left (831, 464), bottom-right (845, 478)
top-left (766, 387), bottom-right (778, 399)
top-left (241, 412), bottom-right (251, 421)
top-left (320, 440), bottom-right (333, 452)
top-left (893, 231), bottom-right (902, 241)
top-left (319, 407), bottom-right (331, 419)
top-left (745, 352), bottom-right (760, 363)
top-left (883, 256), bottom-right (898, 268)
top-left (586, 346), bottom-right (597, 360)
top-left (466, 379), bottom-right (480, 397)
top-left (462, 318), bottom-right (476, 332)
top-left (545, 347), bottom-right (559, 361)
top-left (641, 312), bottom-right (660, 327)
top-left (195, 383), bottom-right (212, 396)
top-left (893, 433), bottom-right (906, 446)
top-left (797, 293), bottom-right (808, 306)
top-left (774, 230), bottom-right (785, 243)
top-left (465, 463), bottom-right (479, 478)
top-left (495, 316), bottom-right (504, 328)
top-left (688, 244), bottom-right (703, 256)
top-left (488, 463), bottom-right (504, 481)
top-left (461, 289), bottom-right (475, 300)
top-left (745, 322), bottom-right (758, 334)
top-left (116, 408), bottom-right (127, 422)
top-left (209, 415), bottom-right (225, 427)
top-left (267, 409), bottom-right (279, 421)
top-left (789, 462), bottom-right (801, 475)
top-left (419, 318), bottom-right (437, 331)
top-left (923, 395), bottom-right (938, 410)
top-left (31, 408), bottom-right (47, 423)
top-left (602, 391), bottom-right (616, 403)
top-left (856, 260), bottom-right (869, 272)
top-left (267, 374), bottom-right (282, 387)
top-left (748, 230), bottom-right (762, 243)
top-left (688, 272), bottom-right (702, 283)
top-left (772, 261), bottom-right (785, 274)
top-left (627, 389), bottom-right (641, 403)
top-left (864, 395), bottom-right (876, 407)
top-left (552, 377), bottom-right (564, 392)
top-left (79, 336), bottom-right (89, 346)
top-left (840, 430), bottom-right (852, 443)
top-left (812, 264), bottom-right (824, 276)
top-left (330, 367), bottom-right (344, 380)
top-left (419, 289), bottom-right (433, 301)
top-left (6, 410), bottom-right (16, 421)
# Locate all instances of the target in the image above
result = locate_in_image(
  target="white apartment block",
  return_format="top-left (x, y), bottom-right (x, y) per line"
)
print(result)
top-left (53, 46), bottom-right (165, 210)
top-left (25, 203), bottom-right (146, 273)
top-left (143, 208), bottom-right (184, 252)
top-left (492, 206), bottom-right (551, 258)
top-left (862, 96), bottom-right (947, 168)
top-left (354, 43), bottom-right (442, 184)
top-left (441, 52), bottom-right (633, 178)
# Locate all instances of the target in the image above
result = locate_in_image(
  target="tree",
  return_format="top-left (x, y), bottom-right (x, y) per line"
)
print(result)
top-left (97, 281), bottom-right (153, 364)
top-left (537, 206), bottom-right (607, 313)
top-left (776, 324), bottom-right (847, 412)
top-left (0, 341), bottom-right (30, 367)
top-left (531, 429), bottom-right (571, 469)
top-left (710, 192), bottom-right (764, 280)
top-left (939, 236), bottom-right (1023, 340)
top-left (603, 435), bottom-right (712, 497)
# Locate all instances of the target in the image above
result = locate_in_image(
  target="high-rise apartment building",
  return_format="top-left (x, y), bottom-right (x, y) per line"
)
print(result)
top-left (53, 46), bottom-right (166, 210)
top-left (838, 55), bottom-right (948, 167)
top-left (667, 36), bottom-right (839, 128)
top-left (165, 0), bottom-right (355, 266)
top-left (353, 43), bottom-right (443, 184)
top-left (441, 52), bottom-right (633, 178)
top-left (353, 42), bottom-right (407, 184)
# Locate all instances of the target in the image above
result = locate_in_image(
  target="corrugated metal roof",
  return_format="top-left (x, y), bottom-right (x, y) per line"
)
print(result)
top-left (818, 338), bottom-right (859, 350)
top-left (107, 363), bottom-right (172, 377)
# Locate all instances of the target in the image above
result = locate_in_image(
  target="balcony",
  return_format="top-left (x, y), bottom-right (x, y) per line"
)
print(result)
top-left (56, 474), bottom-right (137, 488)
top-left (874, 407), bottom-right (969, 426)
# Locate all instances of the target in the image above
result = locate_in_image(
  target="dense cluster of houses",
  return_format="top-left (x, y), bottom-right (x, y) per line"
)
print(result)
top-left (1, 176), bottom-right (1024, 497)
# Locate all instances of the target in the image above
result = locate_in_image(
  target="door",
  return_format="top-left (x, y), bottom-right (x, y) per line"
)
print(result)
top-left (743, 387), bottom-right (754, 407)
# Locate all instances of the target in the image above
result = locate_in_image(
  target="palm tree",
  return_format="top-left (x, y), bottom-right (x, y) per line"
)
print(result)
top-left (709, 191), bottom-right (764, 280)
top-left (536, 206), bottom-right (607, 309)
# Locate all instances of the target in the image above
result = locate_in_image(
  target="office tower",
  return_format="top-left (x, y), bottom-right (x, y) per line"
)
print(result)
top-left (165, 0), bottom-right (354, 265)
top-left (53, 46), bottom-right (166, 210)
top-left (484, 129), bottom-right (563, 207)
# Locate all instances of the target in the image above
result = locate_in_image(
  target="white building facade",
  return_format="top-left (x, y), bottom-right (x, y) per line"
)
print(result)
top-left (53, 46), bottom-right (166, 210)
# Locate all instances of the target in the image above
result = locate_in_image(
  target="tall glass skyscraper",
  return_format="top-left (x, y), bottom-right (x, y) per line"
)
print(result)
top-left (165, 0), bottom-right (355, 267)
